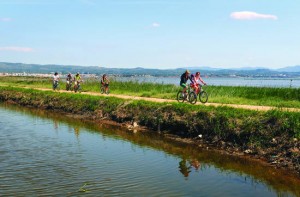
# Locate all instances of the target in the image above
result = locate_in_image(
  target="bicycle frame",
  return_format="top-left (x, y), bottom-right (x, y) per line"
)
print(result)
top-left (192, 84), bottom-right (205, 94)
top-left (53, 81), bottom-right (59, 90)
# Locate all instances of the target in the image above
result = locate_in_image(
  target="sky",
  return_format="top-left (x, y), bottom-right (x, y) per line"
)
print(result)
top-left (0, 0), bottom-right (300, 69)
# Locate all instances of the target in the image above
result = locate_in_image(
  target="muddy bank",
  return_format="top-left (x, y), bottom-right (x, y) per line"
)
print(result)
top-left (0, 86), bottom-right (299, 176)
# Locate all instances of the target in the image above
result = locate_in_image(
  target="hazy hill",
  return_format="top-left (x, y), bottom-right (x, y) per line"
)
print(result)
top-left (276, 65), bottom-right (300, 72)
top-left (0, 62), bottom-right (300, 78)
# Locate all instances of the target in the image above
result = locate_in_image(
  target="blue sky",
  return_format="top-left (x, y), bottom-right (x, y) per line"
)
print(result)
top-left (0, 0), bottom-right (299, 69)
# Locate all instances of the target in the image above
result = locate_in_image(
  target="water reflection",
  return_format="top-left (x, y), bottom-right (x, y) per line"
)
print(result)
top-left (73, 126), bottom-right (80, 138)
top-left (179, 159), bottom-right (192, 178)
top-left (1, 102), bottom-right (300, 196)
top-left (53, 119), bottom-right (82, 140)
top-left (53, 119), bottom-right (58, 130)
top-left (178, 157), bottom-right (202, 179)
top-left (190, 159), bottom-right (201, 171)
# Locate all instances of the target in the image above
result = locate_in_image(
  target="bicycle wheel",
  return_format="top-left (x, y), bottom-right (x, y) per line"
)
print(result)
top-left (177, 91), bottom-right (185, 103)
top-left (199, 91), bottom-right (208, 103)
top-left (66, 83), bottom-right (71, 91)
top-left (74, 85), bottom-right (78, 93)
top-left (100, 86), bottom-right (104, 94)
top-left (189, 92), bottom-right (197, 104)
top-left (53, 82), bottom-right (59, 91)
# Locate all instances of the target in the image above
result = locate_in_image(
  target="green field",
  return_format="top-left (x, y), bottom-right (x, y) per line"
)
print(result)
top-left (0, 76), bottom-right (299, 108)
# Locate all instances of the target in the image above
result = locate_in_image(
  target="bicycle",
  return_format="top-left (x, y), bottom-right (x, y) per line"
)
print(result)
top-left (53, 81), bottom-right (60, 91)
top-left (177, 84), bottom-right (208, 104)
top-left (100, 84), bottom-right (110, 94)
top-left (189, 84), bottom-right (209, 104)
top-left (177, 86), bottom-right (192, 103)
top-left (66, 80), bottom-right (73, 91)
top-left (74, 80), bottom-right (82, 93)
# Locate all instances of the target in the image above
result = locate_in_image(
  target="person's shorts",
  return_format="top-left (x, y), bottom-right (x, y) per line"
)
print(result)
top-left (190, 83), bottom-right (197, 89)
top-left (104, 83), bottom-right (109, 87)
top-left (180, 83), bottom-right (187, 88)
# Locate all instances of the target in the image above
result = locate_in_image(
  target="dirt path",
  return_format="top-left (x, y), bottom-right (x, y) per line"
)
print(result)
top-left (3, 85), bottom-right (300, 112)
top-left (36, 87), bottom-right (300, 112)
top-left (86, 92), bottom-right (300, 112)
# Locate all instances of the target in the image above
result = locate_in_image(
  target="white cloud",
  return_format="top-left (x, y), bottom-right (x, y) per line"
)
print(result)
top-left (0, 47), bottom-right (34, 52)
top-left (0, 18), bottom-right (12, 22)
top-left (230, 11), bottom-right (278, 20)
top-left (152, 22), bottom-right (160, 28)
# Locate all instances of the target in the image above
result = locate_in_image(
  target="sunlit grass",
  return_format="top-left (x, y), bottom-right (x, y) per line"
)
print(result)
top-left (1, 85), bottom-right (299, 140)
top-left (0, 76), bottom-right (299, 108)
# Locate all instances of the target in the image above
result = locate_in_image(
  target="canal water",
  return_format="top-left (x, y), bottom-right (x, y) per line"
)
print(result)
top-left (1, 103), bottom-right (300, 196)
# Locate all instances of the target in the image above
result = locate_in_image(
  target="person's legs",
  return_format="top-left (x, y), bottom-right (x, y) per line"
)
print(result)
top-left (105, 84), bottom-right (109, 93)
top-left (195, 84), bottom-right (200, 94)
top-left (180, 83), bottom-right (188, 99)
top-left (180, 83), bottom-right (187, 93)
top-left (198, 84), bottom-right (202, 93)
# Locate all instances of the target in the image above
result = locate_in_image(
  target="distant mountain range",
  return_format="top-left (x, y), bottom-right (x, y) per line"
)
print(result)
top-left (183, 65), bottom-right (300, 72)
top-left (0, 62), bottom-right (300, 78)
top-left (276, 65), bottom-right (300, 72)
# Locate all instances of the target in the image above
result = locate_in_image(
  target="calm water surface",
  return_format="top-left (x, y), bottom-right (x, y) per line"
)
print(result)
top-left (1, 103), bottom-right (300, 196)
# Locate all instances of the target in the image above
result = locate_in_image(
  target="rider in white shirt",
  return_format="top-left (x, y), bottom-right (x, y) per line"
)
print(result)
top-left (53, 72), bottom-right (60, 89)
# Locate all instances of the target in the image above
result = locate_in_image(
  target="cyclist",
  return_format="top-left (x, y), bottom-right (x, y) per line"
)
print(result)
top-left (101, 74), bottom-right (109, 93)
top-left (190, 72), bottom-right (206, 94)
top-left (66, 73), bottom-right (72, 89)
top-left (53, 72), bottom-right (60, 90)
top-left (74, 72), bottom-right (81, 84)
top-left (73, 72), bottom-right (82, 91)
top-left (180, 70), bottom-right (191, 97)
top-left (66, 73), bottom-right (72, 82)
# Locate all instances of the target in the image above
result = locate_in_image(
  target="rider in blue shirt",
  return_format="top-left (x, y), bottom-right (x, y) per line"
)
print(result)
top-left (180, 70), bottom-right (191, 96)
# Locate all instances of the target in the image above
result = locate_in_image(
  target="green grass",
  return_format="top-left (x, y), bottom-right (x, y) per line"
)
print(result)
top-left (0, 76), bottom-right (299, 108)
top-left (0, 86), bottom-right (299, 141)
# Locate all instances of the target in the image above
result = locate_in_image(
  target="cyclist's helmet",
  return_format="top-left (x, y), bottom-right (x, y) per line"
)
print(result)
top-left (76, 72), bottom-right (79, 75)
top-left (185, 70), bottom-right (190, 74)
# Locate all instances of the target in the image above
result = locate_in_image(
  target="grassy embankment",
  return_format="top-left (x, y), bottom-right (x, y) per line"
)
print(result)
top-left (0, 85), bottom-right (299, 173)
top-left (0, 76), bottom-right (300, 108)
